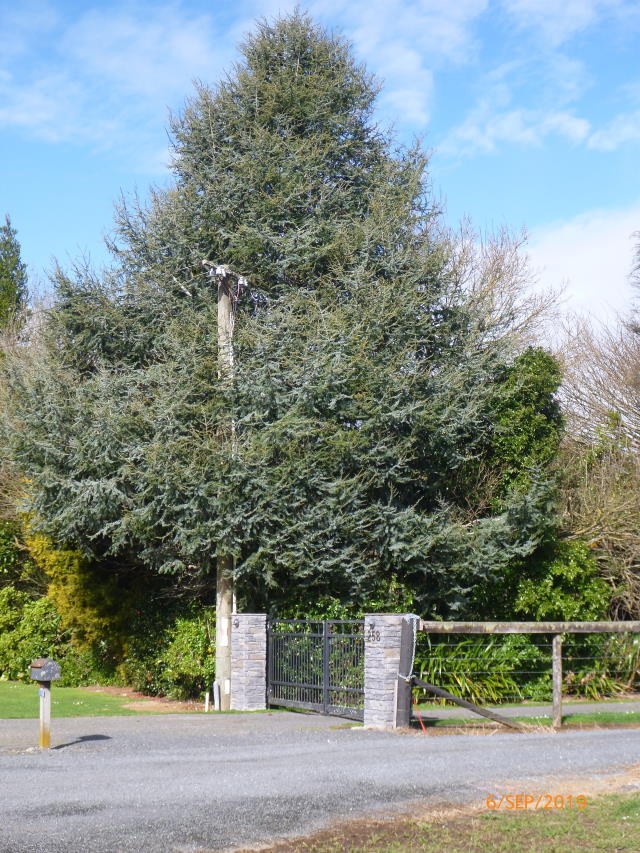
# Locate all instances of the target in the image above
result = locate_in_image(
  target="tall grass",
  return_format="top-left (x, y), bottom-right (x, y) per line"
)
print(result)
top-left (414, 632), bottom-right (640, 706)
top-left (415, 636), bottom-right (523, 706)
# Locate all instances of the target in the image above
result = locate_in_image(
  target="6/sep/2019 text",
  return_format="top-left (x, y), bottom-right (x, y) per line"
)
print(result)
top-left (485, 794), bottom-right (587, 810)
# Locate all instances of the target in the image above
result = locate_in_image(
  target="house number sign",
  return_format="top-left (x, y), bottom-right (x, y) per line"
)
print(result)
top-left (366, 624), bottom-right (381, 642)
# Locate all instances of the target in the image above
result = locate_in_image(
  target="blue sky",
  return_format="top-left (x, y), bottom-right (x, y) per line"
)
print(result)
top-left (1, 0), bottom-right (639, 322)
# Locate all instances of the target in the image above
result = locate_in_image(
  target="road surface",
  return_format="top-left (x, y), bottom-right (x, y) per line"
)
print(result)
top-left (1, 712), bottom-right (638, 852)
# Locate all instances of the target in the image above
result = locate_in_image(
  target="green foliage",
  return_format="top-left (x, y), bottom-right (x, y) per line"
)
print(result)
top-left (275, 575), bottom-right (415, 620)
top-left (0, 584), bottom-right (31, 633)
top-left (514, 540), bottom-right (609, 621)
top-left (415, 629), bottom-right (636, 706)
top-left (0, 519), bottom-right (47, 595)
top-left (562, 641), bottom-right (626, 699)
top-left (0, 522), bottom-right (217, 697)
top-left (115, 12), bottom-right (398, 299)
top-left (612, 632), bottom-right (640, 688)
top-left (117, 606), bottom-right (215, 699)
top-left (160, 609), bottom-right (216, 698)
top-left (463, 541), bottom-right (615, 701)
top-left (415, 636), bottom-right (523, 706)
top-left (0, 584), bottom-right (111, 686)
top-left (419, 541), bottom-right (623, 704)
top-left (471, 539), bottom-right (609, 622)
top-left (0, 214), bottom-right (27, 329)
top-left (0, 581), bottom-right (217, 697)
top-left (487, 347), bottom-right (563, 502)
top-left (0, 589), bottom-right (66, 681)
top-left (24, 531), bottom-right (133, 657)
top-left (0, 521), bottom-right (22, 581)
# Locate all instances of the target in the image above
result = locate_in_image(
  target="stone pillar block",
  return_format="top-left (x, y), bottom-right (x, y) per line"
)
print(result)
top-left (230, 613), bottom-right (267, 711)
top-left (364, 613), bottom-right (416, 729)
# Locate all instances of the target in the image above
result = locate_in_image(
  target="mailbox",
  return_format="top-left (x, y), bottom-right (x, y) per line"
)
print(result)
top-left (29, 658), bottom-right (61, 682)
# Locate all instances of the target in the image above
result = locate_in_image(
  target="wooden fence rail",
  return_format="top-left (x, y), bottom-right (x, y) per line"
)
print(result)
top-left (419, 621), bottom-right (640, 634)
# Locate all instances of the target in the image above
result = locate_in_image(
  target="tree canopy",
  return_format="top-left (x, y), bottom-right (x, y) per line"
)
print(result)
top-left (2, 12), bottom-right (562, 618)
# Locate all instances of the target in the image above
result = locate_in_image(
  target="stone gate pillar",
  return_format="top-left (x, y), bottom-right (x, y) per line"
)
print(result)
top-left (230, 613), bottom-right (267, 711)
top-left (364, 613), bottom-right (417, 729)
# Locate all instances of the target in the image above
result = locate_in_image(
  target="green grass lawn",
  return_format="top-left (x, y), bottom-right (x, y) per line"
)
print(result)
top-left (0, 680), bottom-right (155, 718)
top-left (260, 792), bottom-right (640, 852)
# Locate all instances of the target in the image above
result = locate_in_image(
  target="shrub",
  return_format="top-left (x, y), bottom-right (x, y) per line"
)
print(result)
top-left (159, 609), bottom-right (216, 698)
top-left (414, 635), bottom-right (523, 706)
top-left (514, 540), bottom-right (610, 621)
top-left (117, 606), bottom-right (216, 699)
top-left (0, 520), bottom-right (46, 594)
top-left (0, 583), bottom-right (30, 633)
top-left (416, 542), bottom-right (624, 705)
top-left (24, 532), bottom-right (131, 658)
top-left (0, 590), bottom-right (67, 680)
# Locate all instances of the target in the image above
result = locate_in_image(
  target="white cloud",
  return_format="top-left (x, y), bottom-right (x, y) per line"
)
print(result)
top-left (0, 3), bottom-right (235, 167)
top-left (500, 0), bottom-right (625, 45)
top-left (62, 8), bottom-right (228, 100)
top-left (443, 105), bottom-right (590, 155)
top-left (372, 42), bottom-right (435, 125)
top-left (542, 111), bottom-right (591, 141)
top-left (588, 110), bottom-right (640, 150)
top-left (527, 203), bottom-right (640, 322)
top-left (0, 69), bottom-right (120, 144)
top-left (438, 53), bottom-right (594, 157)
top-left (0, 1), bottom-right (59, 61)
top-left (308, 0), bottom-right (488, 129)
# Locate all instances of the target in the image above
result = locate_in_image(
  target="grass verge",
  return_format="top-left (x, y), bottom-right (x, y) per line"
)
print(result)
top-left (0, 681), bottom-right (155, 718)
top-left (243, 792), bottom-right (640, 852)
top-left (415, 695), bottom-right (640, 711)
top-left (416, 711), bottom-right (640, 727)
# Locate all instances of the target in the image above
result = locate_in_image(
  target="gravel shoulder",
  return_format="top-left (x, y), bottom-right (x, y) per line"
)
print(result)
top-left (1, 712), bottom-right (638, 853)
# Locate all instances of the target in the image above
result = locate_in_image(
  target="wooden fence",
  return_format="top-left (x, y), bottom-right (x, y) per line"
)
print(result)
top-left (417, 621), bottom-right (640, 729)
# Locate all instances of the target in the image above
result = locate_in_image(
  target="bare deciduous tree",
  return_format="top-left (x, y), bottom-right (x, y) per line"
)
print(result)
top-left (561, 313), bottom-right (640, 617)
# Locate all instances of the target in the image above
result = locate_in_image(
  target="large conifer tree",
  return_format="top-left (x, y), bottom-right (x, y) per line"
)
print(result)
top-left (3, 13), bottom-right (561, 682)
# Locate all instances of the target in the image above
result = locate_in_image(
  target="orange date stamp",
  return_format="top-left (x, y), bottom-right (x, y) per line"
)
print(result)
top-left (485, 794), bottom-right (587, 810)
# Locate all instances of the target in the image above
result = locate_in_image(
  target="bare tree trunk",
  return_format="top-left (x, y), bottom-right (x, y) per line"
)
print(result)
top-left (216, 553), bottom-right (233, 709)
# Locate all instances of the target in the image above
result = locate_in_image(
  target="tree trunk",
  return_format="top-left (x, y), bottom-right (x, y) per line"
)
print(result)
top-left (216, 268), bottom-right (235, 711)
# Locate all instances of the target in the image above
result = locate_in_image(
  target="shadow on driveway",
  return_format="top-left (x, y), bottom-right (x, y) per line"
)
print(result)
top-left (52, 734), bottom-right (112, 750)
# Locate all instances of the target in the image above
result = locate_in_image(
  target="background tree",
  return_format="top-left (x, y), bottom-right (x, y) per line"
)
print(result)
top-left (560, 316), bottom-right (640, 617)
top-left (0, 215), bottom-right (28, 330)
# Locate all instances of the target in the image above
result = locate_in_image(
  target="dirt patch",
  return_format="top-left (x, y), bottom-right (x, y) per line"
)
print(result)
top-left (78, 685), bottom-right (203, 713)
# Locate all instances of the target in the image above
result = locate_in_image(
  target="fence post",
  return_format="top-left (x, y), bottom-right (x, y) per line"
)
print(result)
top-left (322, 621), bottom-right (330, 714)
top-left (552, 633), bottom-right (563, 729)
top-left (364, 614), bottom-right (416, 729)
top-left (230, 613), bottom-right (267, 711)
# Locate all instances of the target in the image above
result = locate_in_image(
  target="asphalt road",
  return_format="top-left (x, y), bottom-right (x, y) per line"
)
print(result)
top-left (1, 712), bottom-right (639, 853)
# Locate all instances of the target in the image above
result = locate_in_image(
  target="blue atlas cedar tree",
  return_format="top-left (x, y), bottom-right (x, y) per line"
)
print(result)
top-left (2, 11), bottom-right (562, 620)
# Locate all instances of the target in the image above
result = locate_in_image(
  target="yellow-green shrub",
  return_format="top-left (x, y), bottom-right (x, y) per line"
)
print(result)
top-left (23, 532), bottom-right (132, 658)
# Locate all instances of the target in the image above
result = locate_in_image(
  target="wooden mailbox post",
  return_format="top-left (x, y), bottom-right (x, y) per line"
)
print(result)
top-left (29, 658), bottom-right (61, 749)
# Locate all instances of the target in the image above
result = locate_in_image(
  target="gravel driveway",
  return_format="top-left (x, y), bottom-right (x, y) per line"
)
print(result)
top-left (1, 712), bottom-right (638, 852)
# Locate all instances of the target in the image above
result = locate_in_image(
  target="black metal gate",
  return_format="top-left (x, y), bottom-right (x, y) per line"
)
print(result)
top-left (267, 619), bottom-right (364, 720)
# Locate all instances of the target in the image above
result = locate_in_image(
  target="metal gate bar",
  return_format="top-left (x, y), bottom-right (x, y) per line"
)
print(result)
top-left (268, 619), bottom-right (364, 720)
